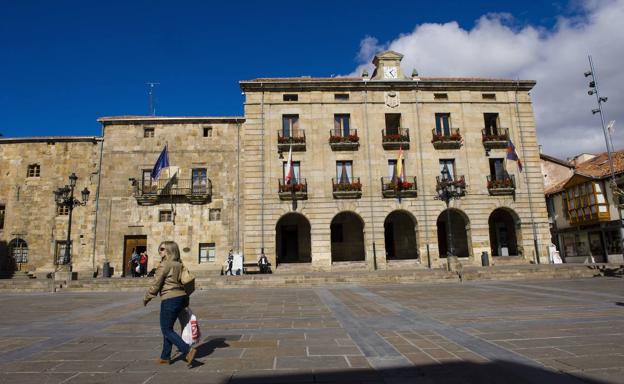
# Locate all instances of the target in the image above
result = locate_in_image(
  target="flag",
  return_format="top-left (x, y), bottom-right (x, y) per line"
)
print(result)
top-left (284, 145), bottom-right (294, 185)
top-left (151, 145), bottom-right (170, 181)
top-left (506, 140), bottom-right (523, 172)
top-left (396, 146), bottom-right (404, 182)
top-left (607, 120), bottom-right (615, 135)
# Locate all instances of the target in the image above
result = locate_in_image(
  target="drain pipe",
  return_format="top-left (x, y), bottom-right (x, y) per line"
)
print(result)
top-left (260, 84), bottom-right (265, 255)
top-left (363, 79), bottom-right (377, 270)
top-left (413, 81), bottom-right (431, 268)
top-left (515, 80), bottom-right (541, 264)
top-left (236, 120), bottom-right (241, 251)
top-left (91, 130), bottom-right (104, 276)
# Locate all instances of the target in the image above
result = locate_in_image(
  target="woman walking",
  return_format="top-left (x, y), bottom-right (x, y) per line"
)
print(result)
top-left (143, 241), bottom-right (197, 365)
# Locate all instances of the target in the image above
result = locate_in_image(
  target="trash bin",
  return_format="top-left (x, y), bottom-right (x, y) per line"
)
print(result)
top-left (103, 261), bottom-right (111, 278)
top-left (481, 251), bottom-right (489, 267)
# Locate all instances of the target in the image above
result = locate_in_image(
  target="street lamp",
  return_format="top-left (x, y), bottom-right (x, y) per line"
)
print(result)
top-left (435, 164), bottom-right (465, 258)
top-left (54, 173), bottom-right (90, 270)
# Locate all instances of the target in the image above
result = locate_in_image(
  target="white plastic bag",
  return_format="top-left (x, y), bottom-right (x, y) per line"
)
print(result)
top-left (179, 307), bottom-right (201, 345)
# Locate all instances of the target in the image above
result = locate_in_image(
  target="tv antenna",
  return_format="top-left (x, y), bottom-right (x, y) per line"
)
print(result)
top-left (147, 82), bottom-right (160, 115)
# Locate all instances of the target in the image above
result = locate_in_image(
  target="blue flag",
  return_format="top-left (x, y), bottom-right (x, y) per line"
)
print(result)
top-left (151, 145), bottom-right (170, 181)
top-left (506, 140), bottom-right (523, 172)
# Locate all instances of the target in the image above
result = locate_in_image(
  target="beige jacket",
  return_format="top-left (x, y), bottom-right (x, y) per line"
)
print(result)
top-left (144, 256), bottom-right (187, 303)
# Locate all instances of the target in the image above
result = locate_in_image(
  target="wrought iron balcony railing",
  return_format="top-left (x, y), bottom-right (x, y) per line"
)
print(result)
top-left (482, 127), bottom-right (509, 149)
top-left (435, 175), bottom-right (466, 196)
top-left (382, 128), bottom-right (410, 150)
top-left (278, 178), bottom-right (308, 200)
top-left (486, 174), bottom-right (515, 196)
top-left (381, 176), bottom-right (418, 198)
top-left (332, 177), bottom-right (362, 199)
top-left (134, 178), bottom-right (212, 205)
top-left (329, 129), bottom-right (359, 150)
top-left (277, 129), bottom-right (306, 151)
top-left (432, 128), bottom-right (462, 149)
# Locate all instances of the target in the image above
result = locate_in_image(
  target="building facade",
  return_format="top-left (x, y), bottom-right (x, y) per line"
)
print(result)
top-left (0, 51), bottom-right (552, 277)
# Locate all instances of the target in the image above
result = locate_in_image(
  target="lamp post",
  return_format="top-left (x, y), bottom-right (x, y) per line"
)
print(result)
top-left (54, 173), bottom-right (90, 271)
top-left (435, 164), bottom-right (465, 258)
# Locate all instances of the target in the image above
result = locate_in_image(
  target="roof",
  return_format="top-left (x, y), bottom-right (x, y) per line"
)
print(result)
top-left (240, 76), bottom-right (530, 83)
top-left (0, 136), bottom-right (102, 144)
top-left (544, 150), bottom-right (624, 195)
top-left (98, 116), bottom-right (245, 124)
top-left (540, 153), bottom-right (574, 168)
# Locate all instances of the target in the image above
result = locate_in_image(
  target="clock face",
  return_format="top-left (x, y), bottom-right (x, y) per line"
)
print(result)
top-left (384, 66), bottom-right (398, 79)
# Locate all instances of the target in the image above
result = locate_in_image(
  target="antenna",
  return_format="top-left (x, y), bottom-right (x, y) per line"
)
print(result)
top-left (146, 82), bottom-right (160, 115)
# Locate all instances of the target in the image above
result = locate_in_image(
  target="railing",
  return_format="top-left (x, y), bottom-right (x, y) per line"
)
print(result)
top-left (435, 175), bottom-right (466, 195)
top-left (277, 129), bottom-right (306, 151)
top-left (482, 127), bottom-right (509, 149)
top-left (134, 178), bottom-right (212, 205)
top-left (329, 129), bottom-right (359, 150)
top-left (381, 176), bottom-right (418, 198)
top-left (332, 177), bottom-right (362, 199)
top-left (382, 128), bottom-right (410, 149)
top-left (432, 128), bottom-right (462, 149)
top-left (278, 178), bottom-right (308, 200)
top-left (487, 174), bottom-right (515, 195)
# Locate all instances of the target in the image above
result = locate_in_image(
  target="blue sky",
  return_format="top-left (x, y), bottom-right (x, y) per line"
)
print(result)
top-left (2, 0), bottom-right (618, 158)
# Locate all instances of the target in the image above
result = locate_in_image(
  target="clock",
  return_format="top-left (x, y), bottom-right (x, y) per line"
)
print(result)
top-left (383, 66), bottom-right (398, 79)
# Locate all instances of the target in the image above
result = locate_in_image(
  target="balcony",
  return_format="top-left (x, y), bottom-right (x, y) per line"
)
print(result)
top-left (435, 175), bottom-right (466, 196)
top-left (134, 178), bottom-right (212, 205)
top-left (482, 128), bottom-right (509, 150)
top-left (382, 128), bottom-right (410, 150)
top-left (381, 176), bottom-right (418, 198)
top-left (432, 128), bottom-right (462, 149)
top-left (329, 129), bottom-right (359, 151)
top-left (332, 177), bottom-right (362, 199)
top-left (487, 174), bottom-right (515, 196)
top-left (277, 129), bottom-right (306, 152)
top-left (278, 178), bottom-right (308, 200)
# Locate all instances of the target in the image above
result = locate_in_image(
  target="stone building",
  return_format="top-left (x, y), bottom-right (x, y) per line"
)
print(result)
top-left (0, 50), bottom-right (552, 277)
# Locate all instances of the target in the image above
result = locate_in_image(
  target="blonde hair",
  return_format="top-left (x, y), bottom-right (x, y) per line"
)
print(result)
top-left (159, 241), bottom-right (181, 262)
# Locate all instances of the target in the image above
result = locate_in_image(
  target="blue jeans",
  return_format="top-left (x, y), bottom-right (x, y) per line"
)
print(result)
top-left (159, 295), bottom-right (190, 360)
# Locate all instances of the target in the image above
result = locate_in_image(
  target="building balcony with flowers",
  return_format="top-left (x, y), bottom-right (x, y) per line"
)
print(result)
top-left (381, 176), bottom-right (418, 198)
top-left (435, 175), bottom-right (466, 196)
top-left (431, 128), bottom-right (462, 149)
top-left (482, 127), bottom-right (509, 150)
top-left (277, 129), bottom-right (306, 152)
top-left (332, 177), bottom-right (362, 199)
top-left (487, 174), bottom-right (515, 196)
top-left (278, 178), bottom-right (308, 200)
top-left (329, 129), bottom-right (359, 151)
top-left (382, 128), bottom-right (410, 150)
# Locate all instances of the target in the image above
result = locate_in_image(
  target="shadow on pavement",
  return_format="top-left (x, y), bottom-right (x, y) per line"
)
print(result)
top-left (222, 360), bottom-right (607, 384)
top-left (196, 337), bottom-right (230, 359)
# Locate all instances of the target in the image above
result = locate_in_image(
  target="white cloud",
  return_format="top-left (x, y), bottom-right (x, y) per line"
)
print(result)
top-left (351, 0), bottom-right (624, 159)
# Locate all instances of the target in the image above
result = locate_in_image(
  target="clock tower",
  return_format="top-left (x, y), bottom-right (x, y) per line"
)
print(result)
top-left (371, 50), bottom-right (405, 80)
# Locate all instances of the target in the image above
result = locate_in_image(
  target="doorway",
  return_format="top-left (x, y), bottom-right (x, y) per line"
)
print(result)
top-left (123, 235), bottom-right (147, 277)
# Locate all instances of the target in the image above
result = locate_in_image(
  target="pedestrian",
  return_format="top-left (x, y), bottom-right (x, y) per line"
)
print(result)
top-left (140, 252), bottom-right (148, 277)
top-left (258, 251), bottom-right (269, 274)
top-left (129, 248), bottom-right (140, 277)
top-left (143, 241), bottom-right (197, 366)
top-left (225, 249), bottom-right (234, 276)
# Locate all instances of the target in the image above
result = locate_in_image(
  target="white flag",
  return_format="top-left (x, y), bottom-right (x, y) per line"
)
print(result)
top-left (607, 120), bottom-right (616, 135)
top-left (284, 145), bottom-right (293, 185)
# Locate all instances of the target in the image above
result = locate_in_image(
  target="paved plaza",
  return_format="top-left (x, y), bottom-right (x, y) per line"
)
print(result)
top-left (0, 278), bottom-right (623, 383)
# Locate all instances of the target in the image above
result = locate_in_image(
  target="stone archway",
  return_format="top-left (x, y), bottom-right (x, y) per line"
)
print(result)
top-left (275, 213), bottom-right (311, 264)
top-left (437, 209), bottom-right (470, 258)
top-left (384, 210), bottom-right (418, 260)
top-left (488, 208), bottom-right (520, 256)
top-left (331, 211), bottom-right (365, 262)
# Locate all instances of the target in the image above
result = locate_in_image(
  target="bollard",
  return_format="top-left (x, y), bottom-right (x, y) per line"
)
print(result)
top-left (481, 251), bottom-right (489, 267)
top-left (103, 261), bottom-right (111, 278)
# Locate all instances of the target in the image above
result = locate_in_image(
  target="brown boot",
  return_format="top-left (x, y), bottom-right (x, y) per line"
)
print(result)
top-left (156, 358), bottom-right (170, 365)
top-left (185, 347), bottom-right (197, 365)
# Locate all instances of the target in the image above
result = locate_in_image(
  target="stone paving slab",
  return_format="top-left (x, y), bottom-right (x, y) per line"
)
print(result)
top-left (0, 278), bottom-right (622, 383)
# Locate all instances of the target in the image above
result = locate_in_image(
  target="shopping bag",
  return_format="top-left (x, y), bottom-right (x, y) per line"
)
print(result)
top-left (179, 307), bottom-right (200, 345)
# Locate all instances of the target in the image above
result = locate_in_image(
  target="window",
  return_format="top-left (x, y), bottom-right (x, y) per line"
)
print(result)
top-left (484, 113), bottom-right (499, 135)
top-left (283, 161), bottom-right (301, 183)
top-left (434, 93), bottom-right (448, 100)
top-left (435, 113), bottom-right (451, 136)
top-left (388, 159), bottom-right (406, 179)
top-left (159, 210), bottom-right (173, 222)
top-left (334, 114), bottom-right (350, 136)
top-left (56, 204), bottom-right (69, 216)
top-left (0, 205), bottom-right (4, 230)
top-left (336, 161), bottom-right (353, 183)
top-left (489, 158), bottom-right (505, 180)
top-left (439, 159), bottom-right (455, 179)
top-left (283, 94), bottom-right (298, 101)
top-left (141, 169), bottom-right (155, 193)
top-left (27, 164), bottom-right (40, 177)
top-left (192, 168), bottom-right (207, 194)
top-left (482, 93), bottom-right (496, 100)
top-left (10, 239), bottom-right (28, 264)
top-left (565, 182), bottom-right (609, 224)
top-left (385, 113), bottom-right (401, 135)
top-left (282, 115), bottom-right (299, 137)
top-left (209, 208), bottom-right (221, 221)
top-left (199, 243), bottom-right (216, 263)
top-left (144, 127), bottom-right (155, 138)
top-left (334, 93), bottom-right (349, 101)
top-left (54, 240), bottom-right (70, 265)
top-left (203, 127), bottom-right (213, 137)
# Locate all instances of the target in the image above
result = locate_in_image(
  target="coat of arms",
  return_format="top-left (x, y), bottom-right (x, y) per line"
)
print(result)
top-left (385, 91), bottom-right (400, 108)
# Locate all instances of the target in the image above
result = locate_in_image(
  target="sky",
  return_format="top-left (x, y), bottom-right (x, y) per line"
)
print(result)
top-left (1, 0), bottom-right (622, 159)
